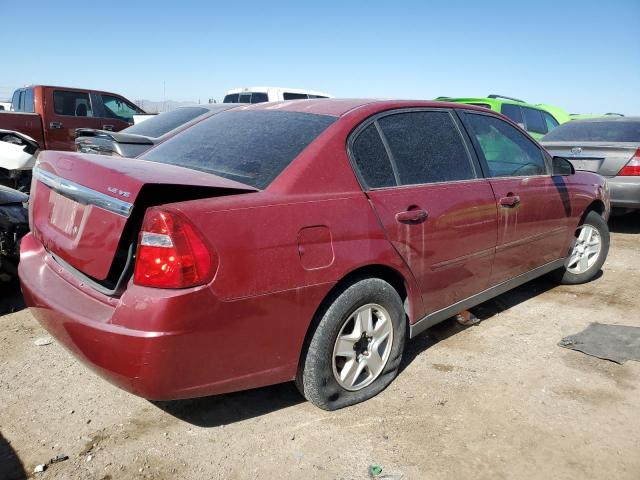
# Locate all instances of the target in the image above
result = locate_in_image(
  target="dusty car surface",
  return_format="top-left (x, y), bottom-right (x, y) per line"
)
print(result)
top-left (19, 99), bottom-right (610, 410)
top-left (75, 104), bottom-right (241, 158)
top-left (542, 117), bottom-right (640, 214)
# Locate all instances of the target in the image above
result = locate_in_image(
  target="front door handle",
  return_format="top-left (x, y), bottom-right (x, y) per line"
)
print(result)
top-left (499, 194), bottom-right (521, 208)
top-left (102, 124), bottom-right (114, 131)
top-left (395, 209), bottom-right (428, 224)
top-left (49, 121), bottom-right (63, 129)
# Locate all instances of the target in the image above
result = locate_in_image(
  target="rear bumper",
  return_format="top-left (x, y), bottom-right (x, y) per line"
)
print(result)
top-left (19, 233), bottom-right (328, 400)
top-left (608, 176), bottom-right (640, 209)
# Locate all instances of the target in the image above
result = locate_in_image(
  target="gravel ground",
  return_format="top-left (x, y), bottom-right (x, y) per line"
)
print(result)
top-left (1, 214), bottom-right (639, 480)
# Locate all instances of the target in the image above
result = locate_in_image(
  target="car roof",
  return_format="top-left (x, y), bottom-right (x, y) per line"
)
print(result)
top-left (567, 116), bottom-right (640, 123)
top-left (231, 98), bottom-right (492, 117)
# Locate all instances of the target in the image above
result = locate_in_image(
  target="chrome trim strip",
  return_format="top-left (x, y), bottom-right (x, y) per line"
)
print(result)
top-left (33, 167), bottom-right (133, 217)
top-left (409, 258), bottom-right (566, 338)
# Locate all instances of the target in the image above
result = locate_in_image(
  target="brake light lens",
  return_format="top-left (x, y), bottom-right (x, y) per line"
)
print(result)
top-left (618, 149), bottom-right (640, 176)
top-left (133, 208), bottom-right (214, 288)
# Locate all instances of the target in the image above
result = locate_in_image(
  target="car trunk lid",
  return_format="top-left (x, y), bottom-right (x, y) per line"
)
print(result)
top-left (542, 141), bottom-right (640, 176)
top-left (31, 150), bottom-right (257, 283)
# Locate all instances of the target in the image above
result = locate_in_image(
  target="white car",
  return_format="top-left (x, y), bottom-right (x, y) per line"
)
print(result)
top-left (223, 86), bottom-right (333, 104)
top-left (0, 130), bottom-right (39, 190)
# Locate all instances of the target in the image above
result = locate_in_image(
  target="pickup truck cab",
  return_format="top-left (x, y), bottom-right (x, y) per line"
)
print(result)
top-left (2, 85), bottom-right (145, 151)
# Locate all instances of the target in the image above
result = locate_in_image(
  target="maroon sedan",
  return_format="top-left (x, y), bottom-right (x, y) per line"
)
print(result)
top-left (19, 100), bottom-right (610, 410)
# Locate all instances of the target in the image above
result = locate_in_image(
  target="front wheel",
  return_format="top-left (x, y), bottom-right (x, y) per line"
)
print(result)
top-left (296, 278), bottom-right (405, 410)
top-left (556, 210), bottom-right (610, 285)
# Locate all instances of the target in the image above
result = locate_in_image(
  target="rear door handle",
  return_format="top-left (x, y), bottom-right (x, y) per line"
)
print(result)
top-left (395, 209), bottom-right (428, 224)
top-left (102, 124), bottom-right (114, 131)
top-left (499, 195), bottom-right (521, 207)
top-left (49, 121), bottom-right (63, 129)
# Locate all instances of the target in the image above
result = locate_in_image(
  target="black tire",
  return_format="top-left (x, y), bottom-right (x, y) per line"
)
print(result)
top-left (555, 210), bottom-right (610, 285)
top-left (296, 277), bottom-right (406, 410)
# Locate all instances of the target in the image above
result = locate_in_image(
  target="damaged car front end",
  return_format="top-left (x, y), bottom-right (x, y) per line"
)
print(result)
top-left (0, 185), bottom-right (28, 281)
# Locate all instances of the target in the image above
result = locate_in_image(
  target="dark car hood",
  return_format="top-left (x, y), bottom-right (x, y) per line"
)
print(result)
top-left (0, 185), bottom-right (28, 205)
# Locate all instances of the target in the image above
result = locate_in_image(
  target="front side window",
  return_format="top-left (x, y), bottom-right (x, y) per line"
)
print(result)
top-left (376, 111), bottom-right (476, 186)
top-left (54, 90), bottom-right (93, 117)
top-left (101, 95), bottom-right (142, 122)
top-left (500, 104), bottom-right (524, 127)
top-left (522, 107), bottom-right (547, 135)
top-left (465, 113), bottom-right (547, 177)
top-left (351, 124), bottom-right (396, 188)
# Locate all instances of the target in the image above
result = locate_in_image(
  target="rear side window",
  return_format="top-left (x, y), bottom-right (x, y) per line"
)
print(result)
top-left (223, 93), bottom-right (240, 103)
top-left (522, 107), bottom-right (547, 134)
top-left (465, 113), bottom-right (547, 177)
top-left (125, 107), bottom-right (209, 138)
top-left (283, 92), bottom-right (308, 100)
top-left (500, 104), bottom-right (524, 126)
top-left (542, 120), bottom-right (640, 142)
top-left (141, 111), bottom-right (336, 189)
top-left (542, 112), bottom-right (559, 132)
top-left (376, 111), bottom-right (476, 185)
top-left (54, 90), bottom-right (93, 117)
top-left (351, 124), bottom-right (396, 188)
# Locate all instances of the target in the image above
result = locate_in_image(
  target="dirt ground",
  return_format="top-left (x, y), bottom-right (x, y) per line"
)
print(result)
top-left (1, 214), bottom-right (639, 480)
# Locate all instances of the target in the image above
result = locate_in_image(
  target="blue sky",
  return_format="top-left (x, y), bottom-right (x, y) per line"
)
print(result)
top-left (2, 0), bottom-right (639, 114)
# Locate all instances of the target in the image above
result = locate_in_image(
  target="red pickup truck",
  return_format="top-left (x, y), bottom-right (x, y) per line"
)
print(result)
top-left (0, 85), bottom-right (146, 151)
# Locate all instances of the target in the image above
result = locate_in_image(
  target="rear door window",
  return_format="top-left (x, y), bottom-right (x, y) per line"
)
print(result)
top-left (500, 104), bottom-right (524, 127)
top-left (100, 95), bottom-right (142, 122)
top-left (141, 110), bottom-right (336, 189)
top-left (522, 107), bottom-right (547, 135)
top-left (351, 124), bottom-right (396, 188)
top-left (53, 90), bottom-right (93, 117)
top-left (376, 111), bottom-right (476, 185)
top-left (464, 113), bottom-right (548, 177)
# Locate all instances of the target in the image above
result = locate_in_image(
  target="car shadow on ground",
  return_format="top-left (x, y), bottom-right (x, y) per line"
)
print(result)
top-left (157, 275), bottom-right (565, 427)
top-left (0, 432), bottom-right (26, 480)
top-left (0, 280), bottom-right (25, 317)
top-left (152, 381), bottom-right (304, 428)
top-left (400, 275), bottom-right (561, 373)
top-left (609, 212), bottom-right (640, 234)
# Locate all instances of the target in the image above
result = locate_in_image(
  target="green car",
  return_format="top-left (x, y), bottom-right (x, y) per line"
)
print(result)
top-left (436, 94), bottom-right (571, 140)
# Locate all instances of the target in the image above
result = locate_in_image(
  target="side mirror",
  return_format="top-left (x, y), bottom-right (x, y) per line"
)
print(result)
top-left (552, 156), bottom-right (575, 176)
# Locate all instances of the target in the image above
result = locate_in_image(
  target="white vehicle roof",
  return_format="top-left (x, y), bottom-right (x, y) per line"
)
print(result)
top-left (225, 86), bottom-right (334, 98)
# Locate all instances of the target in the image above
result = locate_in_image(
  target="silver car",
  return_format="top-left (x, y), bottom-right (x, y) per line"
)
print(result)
top-left (542, 117), bottom-right (640, 213)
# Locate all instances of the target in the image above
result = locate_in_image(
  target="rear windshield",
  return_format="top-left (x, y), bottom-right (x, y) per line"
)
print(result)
top-left (140, 110), bottom-right (336, 189)
top-left (543, 121), bottom-right (640, 142)
top-left (125, 107), bottom-right (210, 138)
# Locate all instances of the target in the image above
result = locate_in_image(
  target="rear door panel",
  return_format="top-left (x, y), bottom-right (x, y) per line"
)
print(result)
top-left (368, 181), bottom-right (497, 313)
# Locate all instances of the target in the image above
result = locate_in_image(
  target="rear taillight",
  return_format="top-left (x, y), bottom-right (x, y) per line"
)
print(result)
top-left (133, 208), bottom-right (215, 288)
top-left (618, 149), bottom-right (640, 176)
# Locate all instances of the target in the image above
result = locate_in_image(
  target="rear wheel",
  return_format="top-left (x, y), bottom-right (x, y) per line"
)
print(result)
top-left (296, 278), bottom-right (405, 410)
top-left (556, 210), bottom-right (609, 285)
